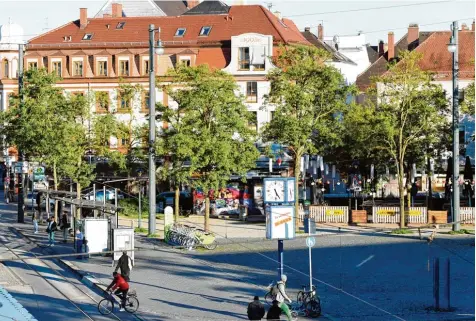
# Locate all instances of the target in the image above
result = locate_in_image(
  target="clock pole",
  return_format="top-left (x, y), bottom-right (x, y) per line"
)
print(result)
top-left (278, 239), bottom-right (284, 279)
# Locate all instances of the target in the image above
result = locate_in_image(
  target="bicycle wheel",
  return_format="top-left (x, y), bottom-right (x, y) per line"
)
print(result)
top-left (124, 296), bottom-right (139, 313)
top-left (296, 291), bottom-right (306, 305)
top-left (306, 298), bottom-right (321, 317)
top-left (98, 298), bottom-right (114, 315)
top-left (264, 291), bottom-right (273, 305)
top-left (203, 240), bottom-right (217, 250)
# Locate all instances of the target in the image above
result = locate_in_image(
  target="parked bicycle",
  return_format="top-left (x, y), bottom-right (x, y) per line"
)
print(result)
top-left (296, 284), bottom-right (321, 317)
top-left (98, 289), bottom-right (139, 315)
top-left (165, 223), bottom-right (217, 250)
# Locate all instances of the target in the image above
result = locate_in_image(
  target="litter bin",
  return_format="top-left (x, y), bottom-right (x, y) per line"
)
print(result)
top-left (304, 217), bottom-right (316, 234)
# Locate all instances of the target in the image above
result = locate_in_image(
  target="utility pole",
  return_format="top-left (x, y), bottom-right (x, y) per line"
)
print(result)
top-left (17, 44), bottom-right (25, 223)
top-left (448, 21), bottom-right (460, 231)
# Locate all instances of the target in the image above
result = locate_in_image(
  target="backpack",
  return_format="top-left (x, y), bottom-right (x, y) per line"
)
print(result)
top-left (271, 284), bottom-right (280, 298)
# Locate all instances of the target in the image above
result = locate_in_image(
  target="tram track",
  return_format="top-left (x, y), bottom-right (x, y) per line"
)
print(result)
top-left (0, 225), bottom-right (139, 321)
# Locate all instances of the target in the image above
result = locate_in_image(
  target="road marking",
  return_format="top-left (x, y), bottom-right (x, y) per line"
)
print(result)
top-left (356, 255), bottom-right (375, 268)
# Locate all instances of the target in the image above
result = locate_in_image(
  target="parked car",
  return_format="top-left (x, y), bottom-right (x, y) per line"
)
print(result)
top-left (83, 189), bottom-right (125, 202)
top-left (25, 192), bottom-right (56, 210)
top-left (156, 191), bottom-right (193, 216)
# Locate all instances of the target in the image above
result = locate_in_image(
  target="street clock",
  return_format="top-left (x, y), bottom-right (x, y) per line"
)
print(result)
top-left (263, 178), bottom-right (296, 203)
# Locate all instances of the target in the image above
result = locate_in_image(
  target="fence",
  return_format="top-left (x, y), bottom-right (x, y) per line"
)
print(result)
top-left (460, 207), bottom-right (475, 224)
top-left (305, 206), bottom-right (349, 223)
top-left (372, 207), bottom-right (427, 224)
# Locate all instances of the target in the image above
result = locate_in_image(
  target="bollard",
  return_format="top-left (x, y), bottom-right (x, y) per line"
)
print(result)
top-left (433, 257), bottom-right (440, 310)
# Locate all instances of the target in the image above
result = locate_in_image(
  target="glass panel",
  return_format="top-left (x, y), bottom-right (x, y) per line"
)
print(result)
top-left (238, 47), bottom-right (250, 70)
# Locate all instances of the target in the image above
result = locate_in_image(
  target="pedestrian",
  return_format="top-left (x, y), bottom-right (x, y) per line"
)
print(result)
top-left (114, 251), bottom-right (133, 281)
top-left (60, 212), bottom-right (69, 243)
top-left (46, 216), bottom-right (57, 246)
top-left (247, 295), bottom-right (265, 320)
top-left (75, 229), bottom-right (83, 259)
top-left (266, 300), bottom-right (282, 320)
top-left (4, 176), bottom-right (9, 203)
top-left (8, 175), bottom-right (14, 203)
top-left (271, 274), bottom-right (293, 321)
top-left (36, 192), bottom-right (43, 220)
top-left (32, 211), bottom-right (39, 234)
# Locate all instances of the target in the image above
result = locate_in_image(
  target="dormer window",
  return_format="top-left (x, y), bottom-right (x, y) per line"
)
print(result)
top-left (175, 28), bottom-right (186, 37)
top-left (116, 22), bottom-right (125, 29)
top-left (82, 33), bottom-right (93, 40)
top-left (199, 26), bottom-right (212, 36)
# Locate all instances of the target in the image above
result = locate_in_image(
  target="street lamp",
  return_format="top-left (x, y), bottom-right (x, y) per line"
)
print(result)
top-left (148, 24), bottom-right (164, 235)
top-left (447, 21), bottom-right (460, 231)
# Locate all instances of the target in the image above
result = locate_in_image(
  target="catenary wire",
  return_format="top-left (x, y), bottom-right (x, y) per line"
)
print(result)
top-left (285, 0), bottom-right (451, 18)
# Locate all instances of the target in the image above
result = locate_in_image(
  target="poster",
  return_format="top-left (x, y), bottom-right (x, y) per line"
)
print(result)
top-left (266, 206), bottom-right (295, 240)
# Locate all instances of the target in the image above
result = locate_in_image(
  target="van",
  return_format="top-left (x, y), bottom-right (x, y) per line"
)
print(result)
top-left (156, 191), bottom-right (193, 216)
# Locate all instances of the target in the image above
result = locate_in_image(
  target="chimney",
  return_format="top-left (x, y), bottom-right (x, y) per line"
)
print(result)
top-left (103, 13), bottom-right (112, 18)
top-left (187, 1), bottom-right (200, 9)
top-left (388, 32), bottom-right (395, 60)
top-left (304, 27), bottom-right (310, 32)
top-left (461, 23), bottom-right (468, 31)
top-left (378, 40), bottom-right (384, 57)
top-left (80, 8), bottom-right (88, 29)
top-left (317, 24), bottom-right (324, 41)
top-left (111, 3), bottom-right (123, 18)
top-left (273, 11), bottom-right (282, 20)
top-left (472, 20), bottom-right (475, 31)
top-left (407, 23), bottom-right (419, 49)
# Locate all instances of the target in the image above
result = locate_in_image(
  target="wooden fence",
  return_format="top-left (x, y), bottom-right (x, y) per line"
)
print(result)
top-left (460, 207), bottom-right (475, 224)
top-left (301, 206), bottom-right (349, 223)
top-left (372, 207), bottom-right (427, 224)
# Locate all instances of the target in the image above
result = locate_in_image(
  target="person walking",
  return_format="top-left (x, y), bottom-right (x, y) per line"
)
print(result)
top-left (60, 212), bottom-right (69, 243)
top-left (4, 176), bottom-right (9, 203)
top-left (114, 251), bottom-right (133, 281)
top-left (75, 229), bottom-right (84, 259)
top-left (46, 216), bottom-right (57, 246)
top-left (36, 192), bottom-right (43, 220)
top-left (32, 211), bottom-right (39, 234)
top-left (266, 300), bottom-right (282, 320)
top-left (247, 295), bottom-right (265, 320)
top-left (272, 274), bottom-right (293, 321)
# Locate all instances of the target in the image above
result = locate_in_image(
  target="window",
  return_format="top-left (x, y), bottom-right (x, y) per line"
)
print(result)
top-left (116, 22), bottom-right (126, 29)
top-left (119, 60), bottom-right (129, 76)
top-left (3, 60), bottom-right (8, 78)
top-left (248, 111), bottom-right (258, 132)
top-left (270, 111), bottom-right (275, 121)
top-left (180, 59), bottom-right (191, 67)
top-left (246, 82), bottom-right (258, 103)
top-left (52, 61), bottom-right (62, 76)
top-left (143, 59), bottom-right (149, 75)
top-left (82, 33), bottom-right (93, 40)
top-left (117, 92), bottom-right (131, 111)
top-left (97, 61), bottom-right (107, 76)
top-left (252, 46), bottom-right (266, 70)
top-left (175, 28), bottom-right (186, 37)
top-left (238, 47), bottom-right (250, 70)
top-left (142, 91), bottom-right (150, 111)
top-left (199, 26), bottom-right (212, 36)
top-left (28, 61), bottom-right (38, 70)
top-left (95, 92), bottom-right (109, 113)
top-left (73, 61), bottom-right (83, 76)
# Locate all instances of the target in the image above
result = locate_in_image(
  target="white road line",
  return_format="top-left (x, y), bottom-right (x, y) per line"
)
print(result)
top-left (356, 255), bottom-right (375, 268)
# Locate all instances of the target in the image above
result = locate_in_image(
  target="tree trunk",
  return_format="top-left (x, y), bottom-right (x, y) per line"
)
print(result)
top-left (174, 186), bottom-right (180, 222)
top-left (205, 196), bottom-right (210, 232)
top-left (76, 182), bottom-right (81, 220)
top-left (294, 153), bottom-right (301, 232)
top-left (398, 161), bottom-right (405, 229)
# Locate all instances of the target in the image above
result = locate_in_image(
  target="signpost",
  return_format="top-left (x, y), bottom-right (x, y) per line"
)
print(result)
top-left (306, 222), bottom-right (315, 291)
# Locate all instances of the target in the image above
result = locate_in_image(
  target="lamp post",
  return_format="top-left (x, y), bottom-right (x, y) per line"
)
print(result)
top-left (148, 24), bottom-right (164, 235)
top-left (447, 21), bottom-right (460, 231)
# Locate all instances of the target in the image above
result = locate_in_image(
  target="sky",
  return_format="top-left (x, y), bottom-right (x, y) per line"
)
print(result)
top-left (0, 0), bottom-right (474, 45)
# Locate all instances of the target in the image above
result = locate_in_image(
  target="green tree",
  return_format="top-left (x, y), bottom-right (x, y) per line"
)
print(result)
top-left (160, 65), bottom-right (259, 231)
top-left (461, 82), bottom-right (475, 116)
top-left (349, 51), bottom-right (449, 228)
top-left (262, 45), bottom-right (354, 230)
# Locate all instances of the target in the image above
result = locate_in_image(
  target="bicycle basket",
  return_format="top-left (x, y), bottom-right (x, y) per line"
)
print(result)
top-left (128, 289), bottom-right (137, 297)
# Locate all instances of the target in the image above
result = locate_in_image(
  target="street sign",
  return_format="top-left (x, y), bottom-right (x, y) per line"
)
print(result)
top-left (306, 236), bottom-right (316, 248)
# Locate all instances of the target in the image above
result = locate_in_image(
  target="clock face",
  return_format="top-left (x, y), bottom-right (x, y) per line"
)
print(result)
top-left (288, 181), bottom-right (295, 202)
top-left (265, 180), bottom-right (285, 202)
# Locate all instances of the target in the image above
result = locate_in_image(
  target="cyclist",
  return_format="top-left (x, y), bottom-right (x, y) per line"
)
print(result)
top-left (272, 274), bottom-right (293, 321)
top-left (106, 272), bottom-right (129, 312)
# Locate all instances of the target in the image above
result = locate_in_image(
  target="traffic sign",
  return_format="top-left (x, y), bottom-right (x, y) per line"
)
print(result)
top-left (306, 236), bottom-right (315, 248)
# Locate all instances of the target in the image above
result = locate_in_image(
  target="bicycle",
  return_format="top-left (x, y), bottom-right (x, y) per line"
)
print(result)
top-left (296, 284), bottom-right (321, 318)
top-left (98, 289), bottom-right (139, 315)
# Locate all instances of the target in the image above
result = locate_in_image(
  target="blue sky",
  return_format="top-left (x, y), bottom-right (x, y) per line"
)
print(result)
top-left (0, 0), bottom-right (474, 45)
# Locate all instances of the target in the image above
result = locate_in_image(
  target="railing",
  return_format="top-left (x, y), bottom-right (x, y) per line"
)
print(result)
top-left (460, 207), bottom-right (475, 224)
top-left (372, 207), bottom-right (427, 224)
top-left (299, 206), bottom-right (349, 223)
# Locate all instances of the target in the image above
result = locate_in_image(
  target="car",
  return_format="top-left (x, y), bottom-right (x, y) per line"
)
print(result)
top-left (83, 189), bottom-right (125, 201)
top-left (25, 192), bottom-right (56, 210)
top-left (156, 191), bottom-right (193, 215)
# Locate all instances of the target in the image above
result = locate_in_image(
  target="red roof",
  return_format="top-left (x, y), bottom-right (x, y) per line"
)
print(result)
top-left (412, 30), bottom-right (475, 81)
top-left (28, 5), bottom-right (309, 47)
